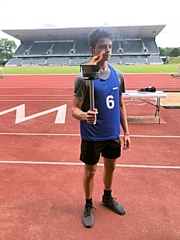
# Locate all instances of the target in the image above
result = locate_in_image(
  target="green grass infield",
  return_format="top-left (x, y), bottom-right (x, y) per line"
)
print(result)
top-left (1, 64), bottom-right (179, 75)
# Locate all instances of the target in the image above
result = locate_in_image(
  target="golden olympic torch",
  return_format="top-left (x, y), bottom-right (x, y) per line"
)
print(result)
top-left (81, 51), bottom-right (104, 111)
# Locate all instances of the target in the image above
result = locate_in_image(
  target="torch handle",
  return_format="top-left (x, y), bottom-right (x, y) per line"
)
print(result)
top-left (89, 79), bottom-right (94, 111)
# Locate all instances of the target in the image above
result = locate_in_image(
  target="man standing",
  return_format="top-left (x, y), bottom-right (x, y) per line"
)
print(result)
top-left (72, 28), bottom-right (131, 228)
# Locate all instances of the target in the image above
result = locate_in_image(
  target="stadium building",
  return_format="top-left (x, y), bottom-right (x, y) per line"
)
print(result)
top-left (2, 25), bottom-right (165, 66)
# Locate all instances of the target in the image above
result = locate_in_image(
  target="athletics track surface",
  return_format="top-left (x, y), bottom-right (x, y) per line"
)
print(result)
top-left (0, 74), bottom-right (180, 240)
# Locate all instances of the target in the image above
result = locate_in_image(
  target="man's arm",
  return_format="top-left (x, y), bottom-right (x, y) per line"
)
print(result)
top-left (72, 96), bottom-right (86, 121)
top-left (72, 96), bottom-right (97, 124)
top-left (120, 94), bottom-right (131, 149)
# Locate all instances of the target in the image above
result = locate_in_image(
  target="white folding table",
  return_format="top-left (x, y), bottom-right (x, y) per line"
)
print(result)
top-left (122, 90), bottom-right (167, 123)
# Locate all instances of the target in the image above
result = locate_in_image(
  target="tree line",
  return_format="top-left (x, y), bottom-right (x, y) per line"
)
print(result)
top-left (0, 38), bottom-right (17, 60)
top-left (159, 47), bottom-right (180, 57)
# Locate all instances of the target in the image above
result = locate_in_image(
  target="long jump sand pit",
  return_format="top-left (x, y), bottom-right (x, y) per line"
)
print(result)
top-left (160, 92), bottom-right (180, 108)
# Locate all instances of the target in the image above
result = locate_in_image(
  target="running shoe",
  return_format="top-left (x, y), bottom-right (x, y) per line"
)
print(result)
top-left (102, 196), bottom-right (126, 215)
top-left (82, 204), bottom-right (95, 228)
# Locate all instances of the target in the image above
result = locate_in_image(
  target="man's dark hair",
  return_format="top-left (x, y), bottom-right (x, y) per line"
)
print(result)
top-left (88, 28), bottom-right (114, 48)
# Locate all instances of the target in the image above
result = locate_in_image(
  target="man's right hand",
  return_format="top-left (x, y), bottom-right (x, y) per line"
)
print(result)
top-left (86, 109), bottom-right (98, 125)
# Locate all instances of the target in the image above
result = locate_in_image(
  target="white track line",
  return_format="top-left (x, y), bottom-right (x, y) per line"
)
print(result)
top-left (0, 87), bottom-right (74, 89)
top-left (0, 132), bottom-right (180, 138)
top-left (0, 160), bottom-right (179, 169)
top-left (0, 95), bottom-right (72, 96)
top-left (0, 100), bottom-right (72, 102)
top-left (0, 133), bottom-right (80, 136)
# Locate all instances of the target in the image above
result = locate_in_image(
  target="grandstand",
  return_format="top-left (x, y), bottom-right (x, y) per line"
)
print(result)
top-left (2, 25), bottom-right (165, 66)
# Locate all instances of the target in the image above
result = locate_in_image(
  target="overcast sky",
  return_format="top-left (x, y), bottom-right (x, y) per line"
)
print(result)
top-left (0, 0), bottom-right (179, 48)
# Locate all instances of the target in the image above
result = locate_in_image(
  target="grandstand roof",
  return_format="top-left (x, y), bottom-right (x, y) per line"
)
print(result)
top-left (2, 25), bottom-right (166, 42)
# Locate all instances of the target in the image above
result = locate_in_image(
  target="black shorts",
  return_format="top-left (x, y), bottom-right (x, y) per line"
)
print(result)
top-left (80, 137), bottom-right (121, 165)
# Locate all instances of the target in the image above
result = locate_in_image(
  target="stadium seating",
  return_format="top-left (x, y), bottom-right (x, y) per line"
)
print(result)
top-left (147, 56), bottom-right (163, 64)
top-left (108, 57), bottom-right (120, 64)
top-left (28, 42), bottom-right (52, 55)
top-left (74, 40), bottom-right (90, 55)
top-left (13, 42), bottom-right (33, 56)
top-left (6, 37), bottom-right (162, 66)
top-left (142, 38), bottom-right (158, 53)
top-left (112, 40), bottom-right (120, 54)
top-left (46, 57), bottom-right (70, 65)
top-left (120, 56), bottom-right (148, 65)
top-left (52, 41), bottom-right (74, 55)
top-left (20, 58), bottom-right (46, 66)
top-left (121, 40), bottom-right (143, 53)
top-left (6, 58), bottom-right (23, 66)
top-left (69, 57), bottom-right (91, 66)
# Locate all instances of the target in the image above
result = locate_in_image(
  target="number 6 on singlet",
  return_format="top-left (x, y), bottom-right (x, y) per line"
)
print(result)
top-left (106, 95), bottom-right (115, 109)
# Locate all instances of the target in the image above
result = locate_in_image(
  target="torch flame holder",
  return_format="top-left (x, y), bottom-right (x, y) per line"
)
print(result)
top-left (80, 65), bottom-right (100, 111)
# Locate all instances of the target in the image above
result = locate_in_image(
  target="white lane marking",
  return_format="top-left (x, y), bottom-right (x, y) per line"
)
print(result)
top-left (0, 160), bottom-right (179, 169)
top-left (0, 133), bottom-right (179, 138)
top-left (0, 104), bottom-right (67, 124)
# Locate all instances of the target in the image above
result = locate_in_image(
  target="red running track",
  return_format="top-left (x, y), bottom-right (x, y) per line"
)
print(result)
top-left (0, 74), bottom-right (180, 240)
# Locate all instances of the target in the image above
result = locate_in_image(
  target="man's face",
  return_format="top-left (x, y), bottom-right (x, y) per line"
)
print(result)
top-left (90, 38), bottom-right (112, 62)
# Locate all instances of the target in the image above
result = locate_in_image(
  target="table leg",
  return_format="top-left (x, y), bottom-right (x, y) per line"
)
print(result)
top-left (155, 98), bottom-right (161, 124)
